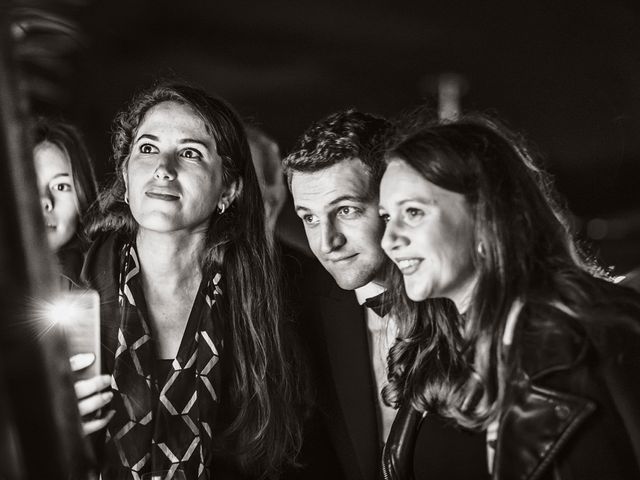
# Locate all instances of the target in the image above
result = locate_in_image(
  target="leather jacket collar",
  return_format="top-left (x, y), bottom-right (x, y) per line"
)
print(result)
top-left (382, 306), bottom-right (598, 480)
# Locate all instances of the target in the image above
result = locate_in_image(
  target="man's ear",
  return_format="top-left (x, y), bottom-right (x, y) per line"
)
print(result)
top-left (219, 178), bottom-right (242, 209)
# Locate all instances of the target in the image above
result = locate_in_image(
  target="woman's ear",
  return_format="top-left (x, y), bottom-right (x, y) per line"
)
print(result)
top-left (122, 165), bottom-right (129, 204)
top-left (219, 178), bottom-right (242, 210)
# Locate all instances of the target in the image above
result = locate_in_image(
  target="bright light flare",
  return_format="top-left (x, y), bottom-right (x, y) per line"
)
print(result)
top-left (43, 294), bottom-right (87, 326)
top-left (46, 300), bottom-right (74, 326)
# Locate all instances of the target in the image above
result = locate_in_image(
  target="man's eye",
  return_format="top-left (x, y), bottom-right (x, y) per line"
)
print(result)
top-left (337, 206), bottom-right (360, 217)
top-left (302, 214), bottom-right (318, 225)
top-left (140, 144), bottom-right (158, 154)
top-left (181, 148), bottom-right (202, 160)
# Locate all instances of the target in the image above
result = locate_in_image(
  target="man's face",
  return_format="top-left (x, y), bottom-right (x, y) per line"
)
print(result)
top-left (291, 158), bottom-right (387, 290)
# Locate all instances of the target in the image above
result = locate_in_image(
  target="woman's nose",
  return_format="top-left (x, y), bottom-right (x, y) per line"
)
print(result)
top-left (41, 194), bottom-right (53, 212)
top-left (153, 155), bottom-right (177, 181)
top-left (381, 220), bottom-right (408, 254)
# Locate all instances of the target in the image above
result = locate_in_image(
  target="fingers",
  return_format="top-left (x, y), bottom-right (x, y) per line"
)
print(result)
top-left (82, 410), bottom-right (115, 436)
top-left (70, 353), bottom-right (95, 372)
top-left (75, 373), bottom-right (115, 436)
top-left (74, 374), bottom-right (111, 400)
top-left (78, 390), bottom-right (113, 417)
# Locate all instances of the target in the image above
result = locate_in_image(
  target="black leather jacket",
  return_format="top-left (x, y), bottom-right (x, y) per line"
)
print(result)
top-left (383, 296), bottom-right (640, 480)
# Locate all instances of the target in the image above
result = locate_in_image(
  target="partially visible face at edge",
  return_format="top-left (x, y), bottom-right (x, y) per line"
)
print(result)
top-left (249, 138), bottom-right (287, 234)
top-left (34, 141), bottom-right (80, 251)
top-left (291, 158), bottom-right (387, 290)
top-left (379, 158), bottom-right (477, 309)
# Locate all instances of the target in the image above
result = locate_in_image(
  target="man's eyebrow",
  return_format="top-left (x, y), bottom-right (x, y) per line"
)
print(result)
top-left (295, 195), bottom-right (370, 214)
top-left (327, 194), bottom-right (370, 206)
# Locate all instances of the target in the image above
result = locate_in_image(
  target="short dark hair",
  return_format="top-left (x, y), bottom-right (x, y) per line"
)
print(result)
top-left (283, 109), bottom-right (390, 192)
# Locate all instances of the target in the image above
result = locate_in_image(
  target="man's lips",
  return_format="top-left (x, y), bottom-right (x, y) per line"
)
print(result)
top-left (145, 191), bottom-right (180, 201)
top-left (326, 253), bottom-right (358, 263)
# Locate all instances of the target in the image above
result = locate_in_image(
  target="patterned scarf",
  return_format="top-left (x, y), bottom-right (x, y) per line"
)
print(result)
top-left (102, 242), bottom-right (224, 480)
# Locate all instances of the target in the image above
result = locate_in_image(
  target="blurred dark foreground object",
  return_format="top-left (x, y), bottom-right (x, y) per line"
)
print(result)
top-left (0, 1), bottom-right (93, 479)
top-left (621, 267), bottom-right (640, 293)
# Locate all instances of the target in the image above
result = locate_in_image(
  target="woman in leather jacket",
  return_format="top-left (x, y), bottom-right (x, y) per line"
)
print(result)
top-left (377, 114), bottom-right (640, 480)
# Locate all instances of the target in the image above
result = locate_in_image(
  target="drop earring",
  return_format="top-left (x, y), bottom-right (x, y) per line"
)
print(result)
top-left (477, 241), bottom-right (486, 257)
top-left (218, 203), bottom-right (226, 215)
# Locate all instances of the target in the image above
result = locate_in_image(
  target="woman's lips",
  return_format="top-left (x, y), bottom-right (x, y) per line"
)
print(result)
top-left (395, 258), bottom-right (423, 275)
top-left (145, 191), bottom-right (180, 201)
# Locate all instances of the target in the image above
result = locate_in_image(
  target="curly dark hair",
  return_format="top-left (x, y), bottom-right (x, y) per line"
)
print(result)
top-left (87, 82), bottom-right (304, 475)
top-left (282, 108), bottom-right (391, 195)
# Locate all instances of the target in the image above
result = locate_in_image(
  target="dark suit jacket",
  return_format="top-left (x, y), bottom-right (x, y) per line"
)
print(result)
top-left (290, 261), bottom-right (380, 480)
top-left (288, 259), bottom-right (488, 480)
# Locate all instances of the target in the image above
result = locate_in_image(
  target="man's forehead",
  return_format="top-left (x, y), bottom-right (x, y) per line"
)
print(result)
top-left (291, 159), bottom-right (375, 209)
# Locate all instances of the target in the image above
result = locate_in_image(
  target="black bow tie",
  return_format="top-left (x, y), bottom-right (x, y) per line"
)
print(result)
top-left (363, 292), bottom-right (390, 317)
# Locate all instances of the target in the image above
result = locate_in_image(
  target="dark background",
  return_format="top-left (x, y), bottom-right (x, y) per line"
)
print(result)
top-left (19, 0), bottom-right (640, 273)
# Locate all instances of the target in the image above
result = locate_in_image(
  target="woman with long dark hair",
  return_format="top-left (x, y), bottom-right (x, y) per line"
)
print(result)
top-left (77, 83), bottom-right (303, 479)
top-left (378, 114), bottom-right (640, 479)
top-left (32, 118), bottom-right (98, 286)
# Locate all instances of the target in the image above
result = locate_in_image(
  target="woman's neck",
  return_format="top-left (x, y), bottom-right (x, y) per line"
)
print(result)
top-left (135, 228), bottom-right (205, 285)
top-left (451, 271), bottom-right (479, 315)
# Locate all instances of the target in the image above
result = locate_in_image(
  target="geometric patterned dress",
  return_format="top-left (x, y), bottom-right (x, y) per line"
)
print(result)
top-left (101, 243), bottom-right (224, 480)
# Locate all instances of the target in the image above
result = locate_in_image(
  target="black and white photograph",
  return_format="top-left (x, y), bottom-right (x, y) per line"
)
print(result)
top-left (1, 1), bottom-right (639, 479)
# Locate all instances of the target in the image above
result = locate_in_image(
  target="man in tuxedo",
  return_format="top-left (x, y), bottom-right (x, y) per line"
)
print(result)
top-left (283, 109), bottom-right (489, 480)
top-left (283, 109), bottom-right (393, 479)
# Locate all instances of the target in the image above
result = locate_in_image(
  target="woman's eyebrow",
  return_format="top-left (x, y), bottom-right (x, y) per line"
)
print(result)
top-left (398, 197), bottom-right (437, 206)
top-left (179, 138), bottom-right (210, 148)
top-left (134, 133), bottom-right (159, 143)
top-left (51, 173), bottom-right (71, 180)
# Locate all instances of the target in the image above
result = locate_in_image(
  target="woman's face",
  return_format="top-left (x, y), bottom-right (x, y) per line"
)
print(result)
top-left (124, 101), bottom-right (233, 235)
top-left (379, 158), bottom-right (477, 309)
top-left (34, 141), bottom-right (80, 251)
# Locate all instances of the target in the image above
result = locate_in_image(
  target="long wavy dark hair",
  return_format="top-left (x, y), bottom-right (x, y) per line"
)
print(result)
top-left (382, 113), bottom-right (611, 429)
top-left (87, 83), bottom-right (303, 475)
top-left (32, 117), bottom-right (99, 242)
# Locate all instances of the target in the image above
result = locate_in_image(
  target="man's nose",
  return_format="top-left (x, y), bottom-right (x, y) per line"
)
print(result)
top-left (319, 221), bottom-right (346, 254)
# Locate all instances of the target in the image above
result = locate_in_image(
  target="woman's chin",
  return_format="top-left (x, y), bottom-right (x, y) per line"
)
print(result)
top-left (405, 284), bottom-right (429, 303)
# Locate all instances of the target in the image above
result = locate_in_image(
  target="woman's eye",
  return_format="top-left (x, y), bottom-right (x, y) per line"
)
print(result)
top-left (139, 143), bottom-right (158, 154)
top-left (52, 183), bottom-right (72, 192)
top-left (181, 148), bottom-right (202, 160)
top-left (403, 207), bottom-right (425, 224)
